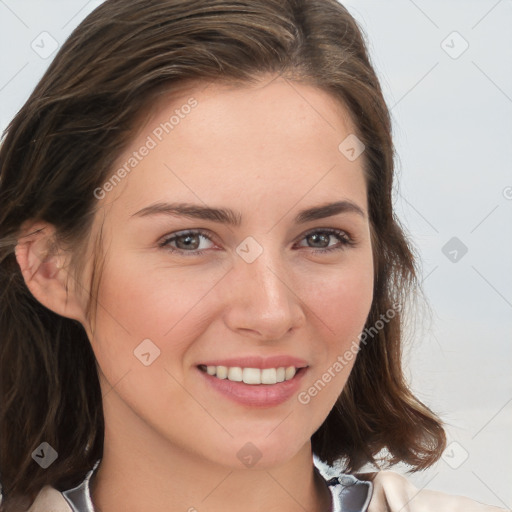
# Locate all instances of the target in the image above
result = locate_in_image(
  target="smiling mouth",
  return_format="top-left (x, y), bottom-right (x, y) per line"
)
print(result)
top-left (197, 364), bottom-right (306, 385)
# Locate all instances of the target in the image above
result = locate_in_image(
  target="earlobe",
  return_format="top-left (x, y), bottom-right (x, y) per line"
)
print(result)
top-left (14, 221), bottom-right (86, 323)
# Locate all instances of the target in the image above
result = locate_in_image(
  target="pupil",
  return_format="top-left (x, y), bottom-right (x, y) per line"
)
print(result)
top-left (178, 234), bottom-right (199, 250)
top-left (310, 233), bottom-right (328, 248)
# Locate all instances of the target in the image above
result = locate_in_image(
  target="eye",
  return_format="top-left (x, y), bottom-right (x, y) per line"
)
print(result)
top-left (159, 229), bottom-right (215, 256)
top-left (159, 228), bottom-right (356, 256)
top-left (295, 228), bottom-right (356, 254)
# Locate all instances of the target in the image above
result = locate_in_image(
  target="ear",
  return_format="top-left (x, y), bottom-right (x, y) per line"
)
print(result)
top-left (14, 221), bottom-right (87, 323)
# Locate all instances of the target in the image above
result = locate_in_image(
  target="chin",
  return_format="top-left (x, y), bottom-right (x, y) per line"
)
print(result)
top-left (206, 433), bottom-right (310, 471)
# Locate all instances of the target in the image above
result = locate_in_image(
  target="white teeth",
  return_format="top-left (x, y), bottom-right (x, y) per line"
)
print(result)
top-left (260, 368), bottom-right (276, 384)
top-left (216, 366), bottom-right (228, 379)
top-left (228, 367), bottom-right (243, 382)
top-left (243, 367), bottom-right (261, 384)
top-left (285, 366), bottom-right (296, 380)
top-left (201, 365), bottom-right (299, 385)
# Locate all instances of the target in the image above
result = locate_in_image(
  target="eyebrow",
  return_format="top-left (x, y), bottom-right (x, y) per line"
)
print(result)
top-left (131, 200), bottom-right (366, 226)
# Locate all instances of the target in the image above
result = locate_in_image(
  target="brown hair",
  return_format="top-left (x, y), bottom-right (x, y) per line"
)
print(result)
top-left (0, 0), bottom-right (446, 509)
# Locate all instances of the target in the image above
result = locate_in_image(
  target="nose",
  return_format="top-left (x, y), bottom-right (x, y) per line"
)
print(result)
top-left (222, 244), bottom-right (306, 341)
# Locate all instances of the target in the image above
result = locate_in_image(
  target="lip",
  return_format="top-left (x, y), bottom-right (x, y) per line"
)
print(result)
top-left (197, 355), bottom-right (309, 369)
top-left (197, 365), bottom-right (308, 408)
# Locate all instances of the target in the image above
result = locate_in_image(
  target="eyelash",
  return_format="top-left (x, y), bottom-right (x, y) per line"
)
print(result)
top-left (158, 228), bottom-right (357, 256)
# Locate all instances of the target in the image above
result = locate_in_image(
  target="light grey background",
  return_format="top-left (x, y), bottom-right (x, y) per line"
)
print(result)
top-left (1, 0), bottom-right (510, 508)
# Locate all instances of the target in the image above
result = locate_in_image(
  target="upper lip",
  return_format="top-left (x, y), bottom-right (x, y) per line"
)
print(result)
top-left (198, 355), bottom-right (309, 369)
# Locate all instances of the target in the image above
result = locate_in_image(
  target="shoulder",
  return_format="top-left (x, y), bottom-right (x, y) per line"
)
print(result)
top-left (354, 470), bottom-right (509, 512)
top-left (25, 485), bottom-right (73, 512)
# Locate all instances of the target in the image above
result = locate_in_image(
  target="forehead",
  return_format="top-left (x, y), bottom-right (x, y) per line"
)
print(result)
top-left (99, 75), bottom-right (367, 222)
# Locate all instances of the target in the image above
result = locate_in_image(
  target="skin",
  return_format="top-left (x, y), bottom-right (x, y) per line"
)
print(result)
top-left (17, 74), bottom-right (374, 512)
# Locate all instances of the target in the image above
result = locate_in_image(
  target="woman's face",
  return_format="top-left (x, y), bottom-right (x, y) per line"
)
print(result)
top-left (83, 75), bottom-right (374, 469)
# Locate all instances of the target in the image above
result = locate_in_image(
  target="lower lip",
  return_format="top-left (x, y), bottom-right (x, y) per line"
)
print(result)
top-left (197, 366), bottom-right (308, 408)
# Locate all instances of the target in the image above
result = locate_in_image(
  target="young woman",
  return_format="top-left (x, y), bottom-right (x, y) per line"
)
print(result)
top-left (0, 1), bottom-right (506, 511)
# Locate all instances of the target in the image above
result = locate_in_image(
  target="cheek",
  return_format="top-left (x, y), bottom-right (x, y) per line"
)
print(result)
top-left (301, 257), bottom-right (374, 342)
top-left (293, 262), bottom-right (373, 421)
top-left (90, 244), bottom-right (373, 384)
top-left (89, 254), bottom-right (227, 373)
top-left (96, 255), bottom-right (218, 330)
